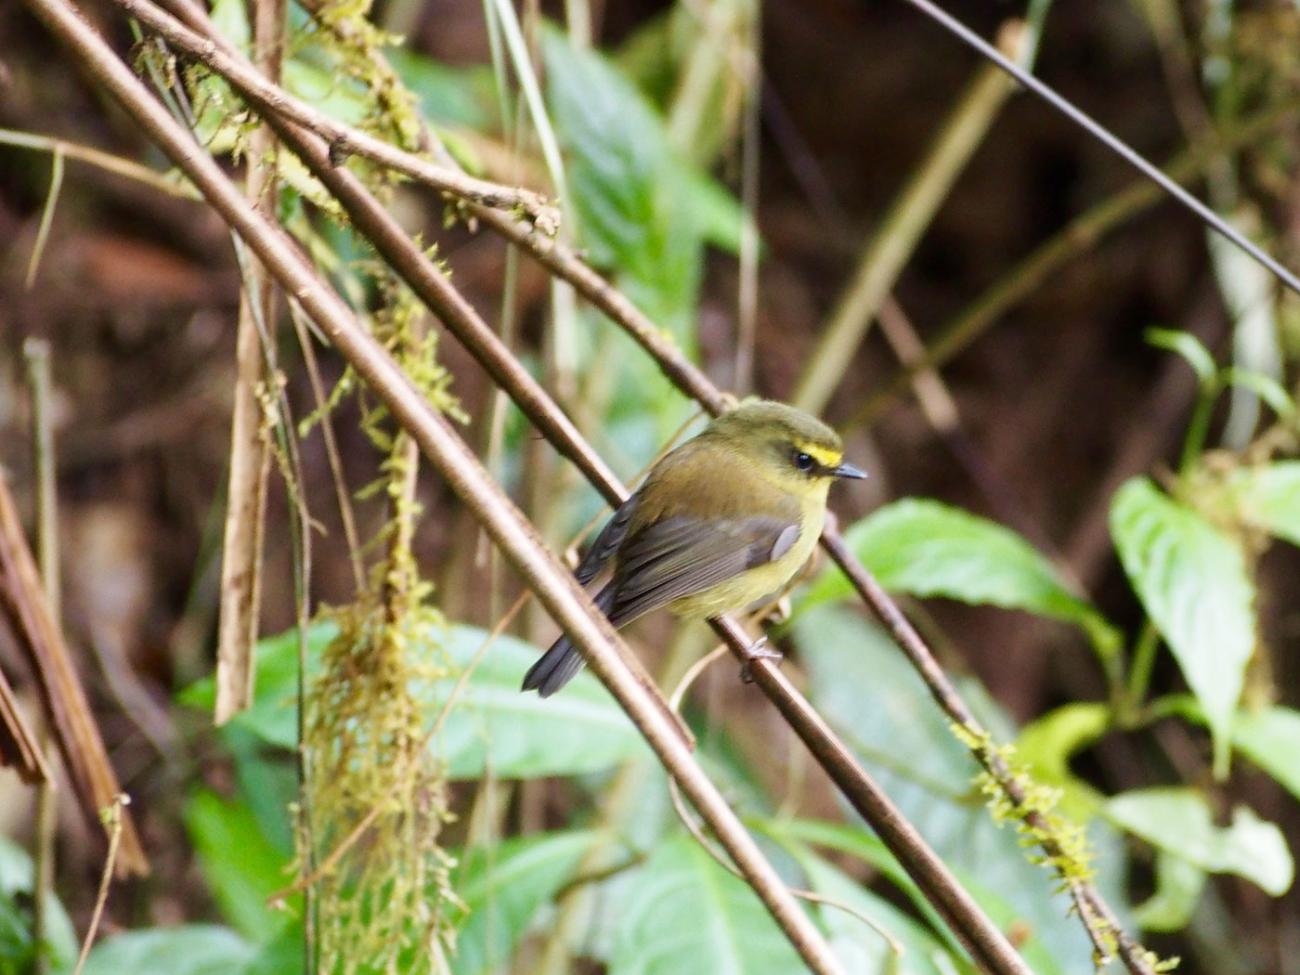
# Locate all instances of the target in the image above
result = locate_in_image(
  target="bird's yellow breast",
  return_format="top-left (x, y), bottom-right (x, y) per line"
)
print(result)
top-left (664, 490), bottom-right (826, 621)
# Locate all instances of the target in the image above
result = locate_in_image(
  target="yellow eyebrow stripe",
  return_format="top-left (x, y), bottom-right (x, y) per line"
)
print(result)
top-left (799, 444), bottom-right (842, 468)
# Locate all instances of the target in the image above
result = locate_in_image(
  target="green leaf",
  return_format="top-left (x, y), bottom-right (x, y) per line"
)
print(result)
top-left (385, 50), bottom-right (494, 129)
top-left (1106, 788), bottom-right (1293, 896)
top-left (766, 820), bottom-right (1067, 975)
top-left (1233, 706), bottom-right (1300, 800)
top-left (183, 790), bottom-right (298, 943)
top-left (1224, 462), bottom-right (1300, 547)
top-left (0, 837), bottom-right (77, 973)
top-left (1132, 851), bottom-right (1206, 933)
top-left (1110, 477), bottom-right (1256, 775)
top-left (790, 845), bottom-right (970, 974)
top-left (1221, 368), bottom-right (1296, 420)
top-left (789, 606), bottom-right (1128, 974)
top-left (1015, 703), bottom-right (1109, 822)
top-left (607, 834), bottom-right (806, 975)
top-left (453, 830), bottom-right (596, 975)
top-left (179, 622), bottom-right (648, 779)
top-left (81, 926), bottom-right (254, 975)
top-left (1144, 327), bottom-right (1217, 386)
top-left (542, 29), bottom-right (735, 333)
top-left (799, 499), bottom-right (1118, 653)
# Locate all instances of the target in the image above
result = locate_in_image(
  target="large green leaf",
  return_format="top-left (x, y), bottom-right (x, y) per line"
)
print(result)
top-left (799, 499), bottom-right (1117, 653)
top-left (1106, 788), bottom-right (1293, 896)
top-left (791, 605), bottom-right (1131, 973)
top-left (1110, 477), bottom-right (1256, 774)
top-left (790, 844), bottom-right (972, 974)
top-left (1224, 462), bottom-right (1300, 547)
top-left (606, 834), bottom-right (806, 975)
top-left (183, 790), bottom-right (298, 944)
top-left (452, 830), bottom-right (596, 975)
top-left (81, 926), bottom-right (254, 975)
top-left (1233, 706), bottom-right (1300, 801)
top-left (767, 819), bottom-right (1066, 975)
top-left (542, 29), bottom-right (740, 334)
top-left (0, 837), bottom-right (77, 974)
top-left (179, 622), bottom-right (648, 780)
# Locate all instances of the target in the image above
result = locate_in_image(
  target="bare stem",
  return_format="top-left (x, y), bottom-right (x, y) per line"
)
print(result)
top-left (71, 794), bottom-right (127, 975)
top-left (23, 339), bottom-right (59, 975)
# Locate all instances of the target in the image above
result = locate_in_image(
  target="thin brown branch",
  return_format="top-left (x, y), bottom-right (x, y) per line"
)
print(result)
top-left (819, 533), bottom-right (1154, 974)
top-left (21, 4), bottom-right (841, 967)
top-left (71, 794), bottom-right (127, 975)
top-left (115, 0), bottom-right (559, 227)
top-left (0, 469), bottom-right (147, 877)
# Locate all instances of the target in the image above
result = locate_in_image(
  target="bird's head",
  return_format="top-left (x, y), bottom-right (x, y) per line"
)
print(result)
top-left (704, 400), bottom-right (867, 494)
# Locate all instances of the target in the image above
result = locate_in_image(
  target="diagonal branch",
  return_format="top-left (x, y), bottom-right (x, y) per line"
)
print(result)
top-left (115, 0), bottom-right (558, 227)
top-left (19, 2), bottom-right (842, 968)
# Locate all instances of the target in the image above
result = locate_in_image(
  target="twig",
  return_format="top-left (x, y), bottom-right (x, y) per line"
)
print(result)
top-left (24, 148), bottom-right (64, 290)
top-left (849, 95), bottom-right (1300, 430)
top-left (20, 5), bottom-right (843, 966)
top-left (791, 20), bottom-right (1030, 415)
top-left (114, 0), bottom-right (560, 228)
top-left (287, 303), bottom-right (366, 595)
top-left (0, 467), bottom-right (148, 876)
top-left (24, 339), bottom-right (60, 975)
top-left (819, 534), bottom-right (1155, 974)
top-left (0, 127), bottom-right (194, 196)
top-left (893, 0), bottom-right (1300, 297)
top-left (71, 793), bottom-right (128, 975)
top-left (664, 644), bottom-right (907, 959)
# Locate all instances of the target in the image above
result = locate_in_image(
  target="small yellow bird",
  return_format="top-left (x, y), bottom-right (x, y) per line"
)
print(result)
top-left (523, 399), bottom-right (865, 696)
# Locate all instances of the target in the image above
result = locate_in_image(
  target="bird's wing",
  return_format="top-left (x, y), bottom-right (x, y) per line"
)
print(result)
top-left (573, 494), bottom-right (639, 585)
top-left (608, 513), bottom-right (800, 625)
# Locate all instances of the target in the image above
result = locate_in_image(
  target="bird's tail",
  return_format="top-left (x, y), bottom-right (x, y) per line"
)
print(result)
top-left (522, 584), bottom-right (616, 697)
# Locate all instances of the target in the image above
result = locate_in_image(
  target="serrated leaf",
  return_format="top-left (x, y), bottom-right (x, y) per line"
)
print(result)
top-left (179, 622), bottom-right (647, 779)
top-left (1106, 788), bottom-right (1293, 896)
top-left (1234, 706), bottom-right (1300, 801)
top-left (80, 926), bottom-right (254, 975)
top-left (1110, 477), bottom-right (1256, 775)
top-left (453, 830), bottom-right (596, 975)
top-left (799, 498), bottom-right (1118, 653)
top-left (607, 834), bottom-right (806, 975)
top-left (1224, 462), bottom-right (1300, 547)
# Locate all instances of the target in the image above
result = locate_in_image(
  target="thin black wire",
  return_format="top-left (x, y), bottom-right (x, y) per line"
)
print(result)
top-left (895, 0), bottom-right (1300, 298)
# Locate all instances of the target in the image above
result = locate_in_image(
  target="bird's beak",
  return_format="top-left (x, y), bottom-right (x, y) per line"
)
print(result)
top-left (830, 462), bottom-right (868, 480)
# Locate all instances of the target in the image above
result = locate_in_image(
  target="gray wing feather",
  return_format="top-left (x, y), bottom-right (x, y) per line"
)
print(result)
top-left (609, 514), bottom-right (796, 625)
top-left (574, 495), bottom-right (639, 585)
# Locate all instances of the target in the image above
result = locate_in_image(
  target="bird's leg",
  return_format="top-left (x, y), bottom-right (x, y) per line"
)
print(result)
top-left (739, 635), bottom-right (784, 683)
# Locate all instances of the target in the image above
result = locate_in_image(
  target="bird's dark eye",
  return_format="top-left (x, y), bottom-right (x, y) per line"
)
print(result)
top-left (793, 450), bottom-right (815, 472)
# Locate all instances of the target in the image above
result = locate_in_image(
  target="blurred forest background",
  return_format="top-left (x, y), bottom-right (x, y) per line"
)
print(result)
top-left (1, 0), bottom-right (1299, 972)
